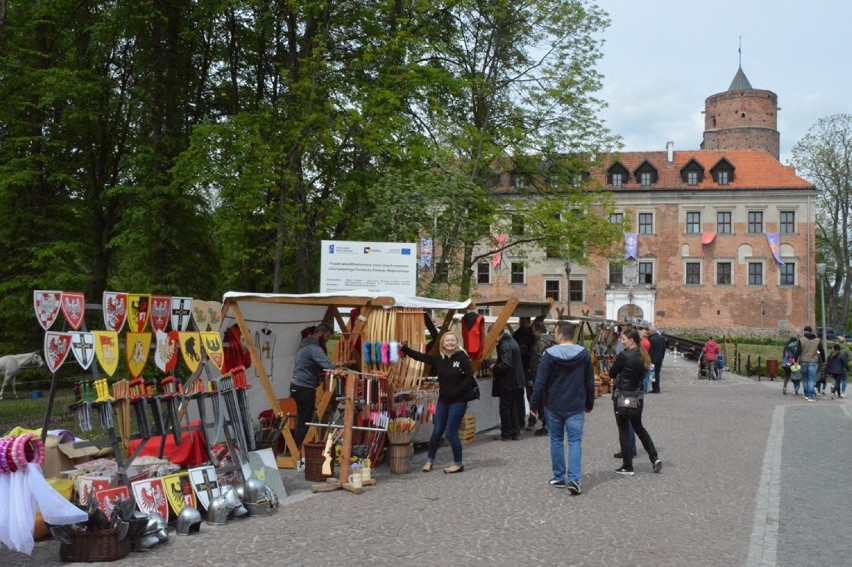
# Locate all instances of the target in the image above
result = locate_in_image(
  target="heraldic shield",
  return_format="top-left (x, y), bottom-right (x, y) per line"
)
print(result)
top-left (170, 296), bottom-right (193, 332)
top-left (34, 290), bottom-right (62, 331)
top-left (131, 477), bottom-right (169, 519)
top-left (44, 331), bottom-right (72, 373)
top-left (179, 332), bottom-right (202, 373)
top-left (191, 300), bottom-right (221, 332)
top-left (188, 465), bottom-right (220, 511)
top-left (128, 293), bottom-right (151, 333)
top-left (60, 291), bottom-right (86, 331)
top-left (93, 331), bottom-right (120, 376)
top-left (154, 330), bottom-right (179, 373)
top-left (149, 295), bottom-right (172, 333)
top-left (95, 485), bottom-right (130, 517)
top-left (126, 332), bottom-right (152, 378)
top-left (70, 332), bottom-right (95, 370)
top-left (162, 472), bottom-right (196, 516)
top-left (102, 291), bottom-right (128, 332)
top-left (201, 331), bottom-right (224, 369)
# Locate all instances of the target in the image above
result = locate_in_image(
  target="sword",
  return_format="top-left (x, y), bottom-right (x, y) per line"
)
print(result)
top-left (220, 375), bottom-right (249, 462)
top-left (188, 389), bottom-right (219, 465)
top-left (231, 366), bottom-right (256, 451)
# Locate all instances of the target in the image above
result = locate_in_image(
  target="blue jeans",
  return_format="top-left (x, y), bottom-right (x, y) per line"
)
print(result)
top-left (546, 409), bottom-right (585, 484)
top-left (427, 401), bottom-right (466, 466)
top-left (801, 362), bottom-right (818, 398)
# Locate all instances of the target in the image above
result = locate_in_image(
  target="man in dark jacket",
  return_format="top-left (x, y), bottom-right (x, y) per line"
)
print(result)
top-left (648, 324), bottom-right (666, 393)
top-left (530, 320), bottom-right (594, 495)
top-left (529, 320), bottom-right (555, 436)
top-left (290, 323), bottom-right (338, 447)
top-left (492, 328), bottom-right (526, 440)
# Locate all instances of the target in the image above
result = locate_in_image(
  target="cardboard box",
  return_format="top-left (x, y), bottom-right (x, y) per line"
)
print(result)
top-left (42, 435), bottom-right (101, 478)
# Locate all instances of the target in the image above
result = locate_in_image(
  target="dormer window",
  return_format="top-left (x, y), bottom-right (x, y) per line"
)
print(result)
top-left (634, 161), bottom-right (658, 187)
top-left (711, 158), bottom-right (735, 186)
top-left (512, 173), bottom-right (526, 190)
top-left (607, 163), bottom-right (629, 187)
top-left (680, 159), bottom-right (705, 186)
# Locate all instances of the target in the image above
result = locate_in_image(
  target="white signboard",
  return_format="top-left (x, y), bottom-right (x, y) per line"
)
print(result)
top-left (320, 240), bottom-right (417, 296)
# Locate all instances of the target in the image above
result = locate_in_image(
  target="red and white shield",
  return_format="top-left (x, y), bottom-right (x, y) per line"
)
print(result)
top-left (34, 290), bottom-right (63, 331)
top-left (170, 296), bottom-right (193, 332)
top-left (149, 296), bottom-right (171, 333)
top-left (131, 477), bottom-right (169, 520)
top-left (102, 291), bottom-right (128, 332)
top-left (61, 291), bottom-right (86, 330)
top-left (154, 330), bottom-right (179, 373)
top-left (44, 332), bottom-right (73, 372)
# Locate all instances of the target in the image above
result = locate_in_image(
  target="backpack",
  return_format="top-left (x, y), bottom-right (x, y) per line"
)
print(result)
top-left (782, 339), bottom-right (799, 368)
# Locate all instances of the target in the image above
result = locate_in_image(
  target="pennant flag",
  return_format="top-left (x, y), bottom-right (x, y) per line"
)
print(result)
top-left (127, 294), bottom-right (150, 332)
top-left (170, 296), bottom-right (193, 332)
top-left (492, 234), bottom-right (507, 268)
top-left (60, 292), bottom-right (86, 330)
top-left (34, 290), bottom-right (63, 331)
top-left (70, 332), bottom-right (96, 370)
top-left (201, 331), bottom-right (224, 369)
top-left (191, 300), bottom-right (221, 332)
top-left (162, 472), bottom-right (196, 516)
top-left (624, 232), bottom-right (638, 260)
top-left (126, 332), bottom-right (152, 378)
top-left (93, 331), bottom-right (120, 376)
top-left (765, 232), bottom-right (785, 265)
top-left (179, 332), bottom-right (202, 373)
top-left (420, 237), bottom-right (433, 268)
top-left (149, 296), bottom-right (171, 333)
top-left (154, 329), bottom-right (179, 373)
top-left (700, 232), bottom-right (716, 257)
top-left (102, 291), bottom-right (128, 332)
top-left (44, 331), bottom-right (73, 372)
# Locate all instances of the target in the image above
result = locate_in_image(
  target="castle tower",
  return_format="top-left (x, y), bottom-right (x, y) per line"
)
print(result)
top-left (701, 65), bottom-right (780, 159)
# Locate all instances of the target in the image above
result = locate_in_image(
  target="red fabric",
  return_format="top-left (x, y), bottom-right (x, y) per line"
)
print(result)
top-left (223, 324), bottom-right (251, 372)
top-left (640, 337), bottom-right (651, 353)
top-left (127, 420), bottom-right (208, 467)
top-left (461, 312), bottom-right (486, 360)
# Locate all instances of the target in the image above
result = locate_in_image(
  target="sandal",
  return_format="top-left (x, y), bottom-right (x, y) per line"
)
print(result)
top-left (422, 462), bottom-right (433, 473)
top-left (443, 465), bottom-right (465, 474)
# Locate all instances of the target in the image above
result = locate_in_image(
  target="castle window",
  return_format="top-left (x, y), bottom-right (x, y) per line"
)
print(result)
top-left (638, 261), bottom-right (654, 284)
top-left (612, 173), bottom-right (623, 186)
top-left (717, 211), bottom-right (732, 234)
top-left (510, 262), bottom-right (525, 284)
top-left (716, 262), bottom-right (732, 285)
top-left (609, 263), bottom-right (623, 285)
top-left (748, 262), bottom-right (763, 285)
top-left (680, 158), bottom-right (705, 186)
top-left (634, 161), bottom-right (658, 187)
top-left (545, 280), bottom-right (560, 301)
top-left (477, 262), bottom-right (490, 284)
top-left (686, 212), bottom-right (701, 234)
top-left (717, 170), bottom-right (729, 185)
top-left (607, 163), bottom-right (629, 187)
top-left (748, 211), bottom-right (763, 234)
top-left (780, 211), bottom-right (795, 234)
top-left (638, 212), bottom-right (654, 234)
top-left (640, 172), bottom-right (652, 186)
top-left (685, 262), bottom-right (701, 285)
top-left (779, 263), bottom-right (795, 286)
top-left (711, 158), bottom-right (735, 186)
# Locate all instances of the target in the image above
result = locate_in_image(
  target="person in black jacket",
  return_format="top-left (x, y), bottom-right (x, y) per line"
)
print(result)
top-left (647, 325), bottom-right (666, 393)
top-left (609, 327), bottom-right (662, 476)
top-left (492, 329), bottom-right (527, 440)
top-left (401, 332), bottom-right (475, 474)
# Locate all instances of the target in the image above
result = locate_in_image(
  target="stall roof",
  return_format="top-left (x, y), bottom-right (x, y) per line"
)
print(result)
top-left (223, 289), bottom-right (471, 310)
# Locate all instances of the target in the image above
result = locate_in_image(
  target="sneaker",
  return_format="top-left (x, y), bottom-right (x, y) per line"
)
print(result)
top-left (534, 428), bottom-right (549, 436)
top-left (549, 479), bottom-right (566, 488)
top-left (783, 387), bottom-right (787, 395)
top-left (840, 395), bottom-right (847, 399)
top-left (653, 459), bottom-right (662, 473)
top-left (566, 481), bottom-right (581, 495)
top-left (613, 451), bottom-right (637, 459)
top-left (804, 397), bottom-right (814, 402)
top-left (615, 467), bottom-right (635, 476)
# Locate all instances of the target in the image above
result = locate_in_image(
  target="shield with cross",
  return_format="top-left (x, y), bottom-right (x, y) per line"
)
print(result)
top-left (70, 332), bottom-right (96, 370)
top-left (187, 465), bottom-right (221, 511)
top-left (170, 297), bottom-right (193, 332)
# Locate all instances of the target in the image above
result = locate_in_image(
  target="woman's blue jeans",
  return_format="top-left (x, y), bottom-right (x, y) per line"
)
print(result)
top-left (427, 401), bottom-right (466, 466)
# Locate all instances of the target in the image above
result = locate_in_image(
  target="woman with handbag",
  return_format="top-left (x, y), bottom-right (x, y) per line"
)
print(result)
top-left (609, 327), bottom-right (662, 476)
top-left (401, 332), bottom-right (476, 474)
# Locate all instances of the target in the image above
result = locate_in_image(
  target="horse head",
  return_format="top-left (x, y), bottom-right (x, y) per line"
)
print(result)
top-left (32, 351), bottom-right (45, 367)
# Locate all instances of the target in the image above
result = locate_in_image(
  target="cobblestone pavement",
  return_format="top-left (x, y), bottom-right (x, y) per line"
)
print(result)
top-left (4, 354), bottom-right (851, 566)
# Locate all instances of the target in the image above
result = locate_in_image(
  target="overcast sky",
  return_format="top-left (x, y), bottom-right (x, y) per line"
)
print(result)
top-left (594, 0), bottom-right (850, 165)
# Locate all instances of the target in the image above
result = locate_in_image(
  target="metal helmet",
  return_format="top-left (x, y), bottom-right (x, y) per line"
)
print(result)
top-left (206, 495), bottom-right (229, 525)
top-left (264, 486), bottom-right (279, 509)
top-left (234, 484), bottom-right (246, 502)
top-left (149, 511), bottom-right (167, 532)
top-left (242, 478), bottom-right (266, 505)
top-left (155, 528), bottom-right (169, 543)
top-left (176, 506), bottom-right (202, 536)
top-left (230, 504), bottom-right (249, 519)
top-left (222, 486), bottom-right (242, 510)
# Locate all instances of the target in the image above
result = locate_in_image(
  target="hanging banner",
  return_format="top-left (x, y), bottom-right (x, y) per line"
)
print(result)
top-left (93, 331), bottom-right (120, 376)
top-left (154, 329), bottom-right (179, 373)
top-left (179, 332), bottom-right (202, 373)
top-left (170, 296), bottom-right (193, 332)
top-left (149, 296), bottom-right (172, 333)
top-left (191, 300), bottom-right (221, 332)
top-left (765, 232), bottom-right (785, 265)
top-left (623, 232), bottom-right (638, 260)
top-left (420, 237), bottom-right (433, 268)
top-left (162, 472), bottom-right (196, 516)
top-left (492, 234), bottom-right (507, 269)
top-left (44, 331), bottom-right (73, 372)
top-left (102, 291), bottom-right (128, 333)
top-left (201, 331), bottom-right (224, 369)
top-left (126, 332), bottom-right (152, 378)
top-left (34, 290), bottom-right (63, 331)
top-left (700, 232), bottom-right (717, 257)
top-left (60, 291), bottom-right (86, 330)
top-left (128, 294), bottom-right (150, 332)
top-left (70, 332), bottom-right (96, 370)
top-left (131, 477), bottom-right (169, 519)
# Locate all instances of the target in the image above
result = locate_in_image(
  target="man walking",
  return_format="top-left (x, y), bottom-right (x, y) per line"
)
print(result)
top-left (529, 320), bottom-right (556, 436)
top-left (492, 328), bottom-right (526, 440)
top-left (799, 325), bottom-right (825, 401)
top-left (648, 325), bottom-right (666, 393)
top-left (530, 321), bottom-right (595, 495)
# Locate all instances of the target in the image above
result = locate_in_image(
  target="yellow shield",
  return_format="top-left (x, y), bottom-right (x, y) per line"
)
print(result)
top-left (201, 331), bottom-right (224, 369)
top-left (93, 331), bottom-right (120, 376)
top-left (179, 332), bottom-right (202, 373)
top-left (126, 332), bottom-right (152, 378)
top-left (162, 472), bottom-right (195, 517)
top-left (127, 294), bottom-right (151, 332)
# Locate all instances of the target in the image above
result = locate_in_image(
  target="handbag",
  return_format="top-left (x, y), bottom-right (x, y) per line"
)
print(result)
top-left (463, 378), bottom-right (481, 402)
top-left (615, 389), bottom-right (642, 415)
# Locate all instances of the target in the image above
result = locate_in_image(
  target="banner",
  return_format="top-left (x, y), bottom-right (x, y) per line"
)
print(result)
top-left (623, 232), bottom-right (638, 260)
top-left (765, 232), bottom-right (784, 265)
top-left (492, 234), bottom-right (507, 268)
top-left (700, 232), bottom-right (716, 257)
top-left (419, 237), bottom-right (433, 268)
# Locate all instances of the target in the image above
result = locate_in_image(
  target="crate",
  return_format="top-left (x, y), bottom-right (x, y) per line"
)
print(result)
top-left (459, 413), bottom-right (476, 445)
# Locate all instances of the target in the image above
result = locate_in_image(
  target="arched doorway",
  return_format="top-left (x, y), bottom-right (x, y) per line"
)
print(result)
top-left (616, 304), bottom-right (644, 322)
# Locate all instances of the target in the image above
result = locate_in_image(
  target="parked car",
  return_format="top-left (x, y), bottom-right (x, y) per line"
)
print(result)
top-left (816, 327), bottom-right (838, 341)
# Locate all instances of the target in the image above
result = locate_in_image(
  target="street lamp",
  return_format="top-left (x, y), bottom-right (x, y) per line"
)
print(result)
top-left (564, 260), bottom-right (572, 317)
top-left (817, 263), bottom-right (827, 348)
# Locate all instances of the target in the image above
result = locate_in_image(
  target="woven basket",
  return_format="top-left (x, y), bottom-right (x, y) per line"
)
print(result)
top-left (304, 442), bottom-right (334, 482)
top-left (59, 527), bottom-right (130, 563)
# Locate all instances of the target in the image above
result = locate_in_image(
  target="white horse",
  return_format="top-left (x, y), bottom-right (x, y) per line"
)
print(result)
top-left (0, 351), bottom-right (45, 400)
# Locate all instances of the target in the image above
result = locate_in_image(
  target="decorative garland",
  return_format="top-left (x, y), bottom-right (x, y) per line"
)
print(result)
top-left (0, 434), bottom-right (45, 474)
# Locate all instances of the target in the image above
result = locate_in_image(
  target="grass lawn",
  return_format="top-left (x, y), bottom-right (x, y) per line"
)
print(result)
top-left (0, 389), bottom-right (81, 437)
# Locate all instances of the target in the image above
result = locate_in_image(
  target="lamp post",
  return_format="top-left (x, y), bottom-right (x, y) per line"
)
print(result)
top-left (564, 260), bottom-right (572, 318)
top-left (817, 263), bottom-right (827, 349)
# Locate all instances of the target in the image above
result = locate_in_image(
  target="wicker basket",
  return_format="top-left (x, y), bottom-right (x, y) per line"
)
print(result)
top-left (387, 442), bottom-right (414, 474)
top-left (304, 442), bottom-right (334, 482)
top-left (59, 527), bottom-right (131, 563)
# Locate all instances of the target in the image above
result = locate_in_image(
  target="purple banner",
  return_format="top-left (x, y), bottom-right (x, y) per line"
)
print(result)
top-left (765, 232), bottom-right (784, 265)
top-left (420, 237), bottom-right (433, 268)
top-left (624, 232), bottom-right (638, 260)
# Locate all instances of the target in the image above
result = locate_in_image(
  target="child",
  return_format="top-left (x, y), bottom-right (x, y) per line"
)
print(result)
top-left (789, 360), bottom-right (802, 396)
top-left (824, 344), bottom-right (848, 400)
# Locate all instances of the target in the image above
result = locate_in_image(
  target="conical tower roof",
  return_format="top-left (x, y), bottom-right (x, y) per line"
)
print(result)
top-left (727, 66), bottom-right (753, 91)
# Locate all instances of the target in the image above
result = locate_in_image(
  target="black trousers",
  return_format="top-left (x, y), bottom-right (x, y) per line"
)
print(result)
top-left (651, 361), bottom-right (662, 392)
top-left (499, 389), bottom-right (523, 437)
top-left (615, 409), bottom-right (658, 469)
top-left (290, 384), bottom-right (316, 448)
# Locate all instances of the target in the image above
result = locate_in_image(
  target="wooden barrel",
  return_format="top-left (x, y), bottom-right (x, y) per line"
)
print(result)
top-left (387, 442), bottom-right (414, 475)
